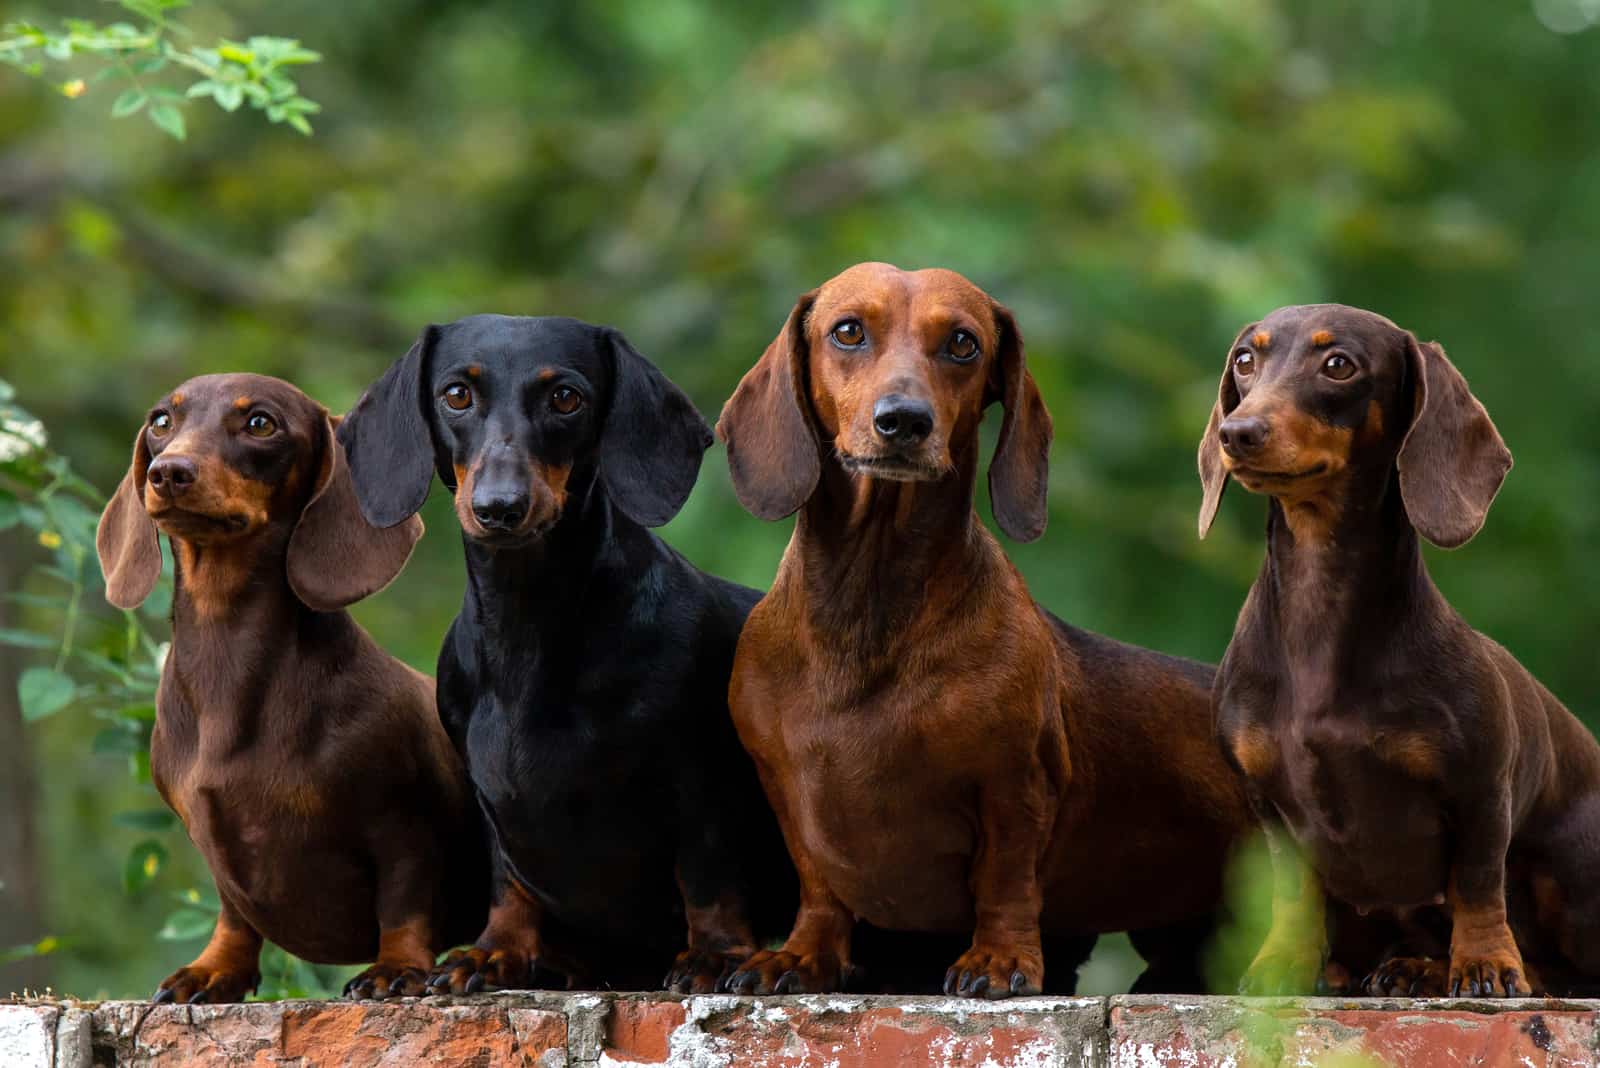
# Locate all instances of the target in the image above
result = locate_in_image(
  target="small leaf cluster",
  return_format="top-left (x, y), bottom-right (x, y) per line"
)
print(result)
top-left (0, 0), bottom-right (321, 140)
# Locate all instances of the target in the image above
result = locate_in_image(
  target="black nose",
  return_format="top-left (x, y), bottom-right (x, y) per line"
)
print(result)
top-left (1218, 415), bottom-right (1270, 458)
top-left (146, 455), bottom-right (197, 499)
top-left (472, 491), bottom-right (527, 531)
top-left (872, 394), bottom-right (934, 445)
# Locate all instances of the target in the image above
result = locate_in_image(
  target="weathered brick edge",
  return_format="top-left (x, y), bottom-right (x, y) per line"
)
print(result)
top-left (2, 992), bottom-right (1597, 1066)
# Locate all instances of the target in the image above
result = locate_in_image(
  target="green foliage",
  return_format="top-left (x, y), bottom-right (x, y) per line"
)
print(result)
top-left (0, 1), bottom-right (321, 139)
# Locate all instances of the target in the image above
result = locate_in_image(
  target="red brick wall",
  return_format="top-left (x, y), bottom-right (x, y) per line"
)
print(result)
top-left (3, 992), bottom-right (1595, 1066)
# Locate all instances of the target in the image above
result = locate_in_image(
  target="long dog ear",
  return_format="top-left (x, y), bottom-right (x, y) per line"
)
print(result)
top-left (1396, 334), bottom-right (1512, 549)
top-left (338, 327), bottom-right (438, 529)
top-left (598, 328), bottom-right (713, 528)
top-left (985, 301), bottom-right (1053, 542)
top-left (288, 412), bottom-right (424, 611)
top-left (716, 290), bottom-right (821, 521)
top-left (96, 428), bottom-right (161, 609)
top-left (1197, 323), bottom-right (1250, 539)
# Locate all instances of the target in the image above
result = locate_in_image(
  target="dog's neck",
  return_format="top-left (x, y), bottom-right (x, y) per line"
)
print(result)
top-left (786, 439), bottom-right (1000, 653)
top-left (1249, 466), bottom-right (1444, 703)
top-left (164, 525), bottom-right (352, 725)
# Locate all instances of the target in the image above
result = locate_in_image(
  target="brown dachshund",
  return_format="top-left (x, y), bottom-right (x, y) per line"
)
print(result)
top-left (716, 262), bottom-right (1252, 998)
top-left (1199, 304), bottom-right (1600, 997)
top-left (95, 373), bottom-right (486, 1002)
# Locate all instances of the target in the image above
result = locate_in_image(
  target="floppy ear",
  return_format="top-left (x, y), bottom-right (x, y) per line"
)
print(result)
top-left (985, 302), bottom-right (1053, 542)
top-left (95, 428), bottom-right (161, 610)
top-left (716, 291), bottom-right (821, 521)
top-left (337, 328), bottom-right (438, 529)
top-left (598, 328), bottom-right (713, 528)
top-left (287, 412), bottom-right (424, 611)
top-left (1197, 324), bottom-right (1249, 539)
top-left (1396, 334), bottom-right (1512, 549)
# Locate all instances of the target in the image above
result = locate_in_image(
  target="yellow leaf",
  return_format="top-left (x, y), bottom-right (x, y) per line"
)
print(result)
top-left (143, 852), bottom-right (160, 878)
top-left (37, 531), bottom-right (61, 549)
top-left (60, 79), bottom-right (87, 99)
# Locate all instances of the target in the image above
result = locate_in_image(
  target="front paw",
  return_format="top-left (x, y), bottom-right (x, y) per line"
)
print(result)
top-left (664, 947), bottom-right (744, 995)
top-left (426, 945), bottom-right (562, 995)
top-left (344, 961), bottom-right (430, 1000)
top-left (724, 949), bottom-right (844, 995)
top-left (1448, 949), bottom-right (1531, 997)
top-left (1363, 956), bottom-right (1448, 997)
top-left (1238, 943), bottom-right (1323, 996)
top-left (153, 963), bottom-right (260, 1005)
top-left (943, 945), bottom-right (1042, 1000)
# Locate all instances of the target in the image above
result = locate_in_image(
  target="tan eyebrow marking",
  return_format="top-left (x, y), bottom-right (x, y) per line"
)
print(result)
top-left (1252, 330), bottom-right (1271, 349)
top-left (169, 392), bottom-right (185, 406)
top-left (536, 368), bottom-right (558, 383)
top-left (1311, 330), bottom-right (1335, 347)
top-left (466, 364), bottom-right (481, 379)
top-left (233, 396), bottom-right (252, 410)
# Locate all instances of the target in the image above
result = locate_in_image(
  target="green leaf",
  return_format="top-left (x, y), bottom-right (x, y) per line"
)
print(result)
top-left (18, 666), bottom-right (75, 721)
top-left (92, 727), bottom-right (144, 755)
top-left (213, 82), bottom-right (242, 111)
top-left (113, 808), bottom-right (177, 831)
top-left (0, 495), bottom-right (18, 530)
top-left (0, 628), bottom-right (59, 651)
top-left (0, 936), bottom-right (60, 965)
top-left (158, 907), bottom-right (216, 941)
top-left (148, 103), bottom-right (185, 140)
top-left (287, 113), bottom-right (312, 136)
top-left (122, 839), bottom-right (167, 894)
top-left (117, 702), bottom-right (157, 723)
top-left (111, 86), bottom-right (147, 116)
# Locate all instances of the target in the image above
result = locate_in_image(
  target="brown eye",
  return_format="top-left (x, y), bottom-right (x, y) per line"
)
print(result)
top-left (550, 386), bottom-right (584, 415)
top-left (149, 412), bottom-right (172, 436)
top-left (1321, 354), bottom-right (1356, 381)
top-left (244, 412), bottom-right (277, 438)
top-left (831, 319), bottom-right (865, 348)
top-left (1233, 350), bottom-right (1256, 376)
top-left (443, 384), bottom-right (473, 411)
top-left (947, 329), bottom-right (980, 363)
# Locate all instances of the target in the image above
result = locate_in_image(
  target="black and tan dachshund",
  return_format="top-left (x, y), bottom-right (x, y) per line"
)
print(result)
top-left (95, 373), bottom-right (486, 1003)
top-left (1199, 304), bottom-right (1600, 997)
top-left (337, 315), bottom-right (795, 993)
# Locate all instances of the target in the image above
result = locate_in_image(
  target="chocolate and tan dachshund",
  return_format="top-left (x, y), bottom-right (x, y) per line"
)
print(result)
top-left (716, 262), bottom-right (1253, 998)
top-left (96, 373), bottom-right (486, 1003)
top-left (336, 316), bottom-right (797, 994)
top-left (1199, 304), bottom-right (1600, 996)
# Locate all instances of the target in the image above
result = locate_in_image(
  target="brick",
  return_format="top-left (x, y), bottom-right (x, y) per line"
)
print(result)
top-left (0, 1005), bottom-right (57, 1068)
top-left (91, 997), bottom-right (567, 1067)
top-left (655, 994), bottom-right (1106, 1067)
top-left (1108, 995), bottom-right (1600, 1068)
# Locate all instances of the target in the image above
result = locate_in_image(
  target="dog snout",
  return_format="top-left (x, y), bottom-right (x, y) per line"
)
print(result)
top-left (471, 485), bottom-right (529, 531)
top-left (872, 394), bottom-right (934, 447)
top-left (146, 455), bottom-right (198, 499)
top-left (1218, 415), bottom-right (1270, 459)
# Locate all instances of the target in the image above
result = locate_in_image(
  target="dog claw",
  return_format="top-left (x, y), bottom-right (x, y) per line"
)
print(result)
top-left (464, 971), bottom-right (486, 994)
top-left (151, 987), bottom-right (176, 1005)
top-left (969, 975), bottom-right (990, 997)
top-left (187, 991), bottom-right (208, 1005)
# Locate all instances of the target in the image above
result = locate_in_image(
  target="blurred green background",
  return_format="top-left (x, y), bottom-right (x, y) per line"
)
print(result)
top-left (2, 0), bottom-right (1598, 1000)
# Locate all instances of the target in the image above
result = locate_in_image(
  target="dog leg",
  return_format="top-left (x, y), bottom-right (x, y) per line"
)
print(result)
top-left (153, 894), bottom-right (263, 1004)
top-left (427, 865), bottom-right (572, 994)
top-left (1239, 821), bottom-right (1327, 995)
top-left (1446, 797), bottom-right (1530, 996)
top-left (664, 862), bottom-right (759, 995)
top-left (943, 774), bottom-right (1051, 1000)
